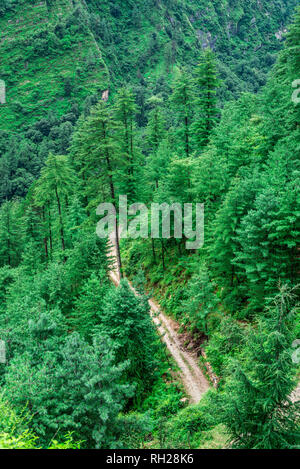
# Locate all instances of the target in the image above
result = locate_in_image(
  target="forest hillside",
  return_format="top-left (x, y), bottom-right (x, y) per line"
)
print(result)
top-left (0, 0), bottom-right (299, 451)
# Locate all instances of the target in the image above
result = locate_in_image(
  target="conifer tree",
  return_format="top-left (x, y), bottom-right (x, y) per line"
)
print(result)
top-left (192, 49), bottom-right (220, 152)
top-left (146, 96), bottom-right (166, 153)
top-left (219, 286), bottom-right (300, 449)
top-left (34, 153), bottom-right (76, 257)
top-left (0, 200), bottom-right (22, 268)
top-left (70, 273), bottom-right (110, 340)
top-left (113, 88), bottom-right (138, 203)
top-left (233, 175), bottom-right (299, 311)
top-left (4, 323), bottom-right (133, 448)
top-left (145, 96), bottom-right (166, 192)
top-left (72, 101), bottom-right (123, 277)
top-left (170, 68), bottom-right (194, 158)
top-left (96, 280), bottom-right (158, 400)
top-left (182, 264), bottom-right (218, 333)
top-left (284, 6), bottom-right (300, 79)
top-left (65, 196), bottom-right (87, 245)
top-left (209, 172), bottom-right (262, 313)
top-left (21, 207), bottom-right (45, 272)
top-left (65, 232), bottom-right (108, 296)
top-left (147, 140), bottom-right (171, 194)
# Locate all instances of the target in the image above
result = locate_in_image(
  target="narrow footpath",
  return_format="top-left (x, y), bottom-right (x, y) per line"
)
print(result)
top-left (108, 236), bottom-right (210, 404)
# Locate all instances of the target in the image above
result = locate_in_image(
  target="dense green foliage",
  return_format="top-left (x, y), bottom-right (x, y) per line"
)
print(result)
top-left (218, 287), bottom-right (299, 449)
top-left (0, 0), bottom-right (298, 202)
top-left (0, 188), bottom-right (182, 447)
top-left (0, 125), bottom-right (183, 448)
top-left (0, 394), bottom-right (81, 448)
top-left (122, 6), bottom-right (300, 323)
top-left (0, 0), bottom-right (299, 450)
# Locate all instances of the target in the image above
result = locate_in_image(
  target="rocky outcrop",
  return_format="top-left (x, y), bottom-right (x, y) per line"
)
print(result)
top-left (196, 29), bottom-right (217, 50)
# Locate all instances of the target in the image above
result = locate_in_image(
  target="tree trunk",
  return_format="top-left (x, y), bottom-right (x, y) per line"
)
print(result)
top-left (42, 206), bottom-right (48, 261)
top-left (161, 239), bottom-right (166, 271)
top-left (48, 205), bottom-right (53, 257)
top-left (185, 115), bottom-right (189, 158)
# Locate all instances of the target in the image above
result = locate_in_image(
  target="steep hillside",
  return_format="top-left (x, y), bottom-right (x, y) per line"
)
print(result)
top-left (84, 0), bottom-right (298, 94)
top-left (0, 0), bottom-right (298, 132)
top-left (0, 1), bottom-right (299, 451)
top-left (0, 0), bottom-right (109, 131)
top-left (0, 0), bottom-right (298, 202)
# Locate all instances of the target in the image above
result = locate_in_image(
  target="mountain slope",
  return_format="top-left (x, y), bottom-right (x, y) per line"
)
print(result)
top-left (0, 0), bottom-right (298, 203)
top-left (0, 0), bottom-right (298, 132)
top-left (85, 0), bottom-right (298, 94)
top-left (0, 0), bottom-right (109, 130)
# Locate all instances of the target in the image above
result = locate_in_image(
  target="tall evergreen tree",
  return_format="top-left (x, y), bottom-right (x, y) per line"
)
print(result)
top-left (219, 286), bottom-right (300, 449)
top-left (0, 200), bottom-right (22, 268)
top-left (72, 101), bottom-right (123, 278)
top-left (34, 153), bottom-right (76, 257)
top-left (96, 280), bottom-right (158, 400)
top-left (146, 96), bottom-right (166, 154)
top-left (113, 88), bottom-right (138, 203)
top-left (170, 68), bottom-right (194, 158)
top-left (70, 273), bottom-right (110, 340)
top-left (192, 49), bottom-right (220, 152)
top-left (4, 320), bottom-right (133, 448)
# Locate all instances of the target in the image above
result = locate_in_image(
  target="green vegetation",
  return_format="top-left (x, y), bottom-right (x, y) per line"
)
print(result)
top-left (0, 0), bottom-right (298, 201)
top-left (0, 394), bottom-right (81, 448)
top-left (0, 0), bottom-right (299, 451)
top-left (0, 187), bottom-right (185, 447)
top-left (218, 287), bottom-right (299, 449)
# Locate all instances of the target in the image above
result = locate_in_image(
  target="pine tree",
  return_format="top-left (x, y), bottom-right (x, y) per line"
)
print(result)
top-left (145, 96), bottom-right (166, 192)
top-left (233, 175), bottom-right (299, 312)
top-left (192, 49), bottom-right (220, 152)
top-left (146, 140), bottom-right (171, 194)
top-left (65, 232), bottom-right (108, 296)
top-left (209, 172), bottom-right (262, 313)
top-left (0, 200), bottom-right (22, 268)
top-left (284, 6), bottom-right (300, 80)
top-left (72, 101), bottom-right (123, 278)
top-left (170, 68), bottom-right (194, 158)
top-left (34, 153), bottom-right (76, 257)
top-left (4, 324), bottom-right (133, 448)
top-left (113, 88), bottom-right (138, 203)
top-left (219, 286), bottom-right (300, 449)
top-left (96, 280), bottom-right (158, 400)
top-left (182, 264), bottom-right (218, 334)
top-left (70, 273), bottom-right (110, 340)
top-left (146, 96), bottom-right (166, 153)
top-left (65, 196), bottom-right (87, 245)
top-left (164, 154), bottom-right (192, 204)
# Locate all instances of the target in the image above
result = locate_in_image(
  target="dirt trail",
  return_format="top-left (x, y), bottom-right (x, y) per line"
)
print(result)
top-left (291, 383), bottom-right (300, 403)
top-left (108, 235), bottom-right (300, 405)
top-left (108, 235), bottom-right (210, 404)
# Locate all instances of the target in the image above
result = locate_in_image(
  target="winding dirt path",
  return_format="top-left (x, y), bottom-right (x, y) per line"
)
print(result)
top-left (108, 235), bottom-right (210, 404)
top-left (291, 383), bottom-right (300, 403)
top-left (108, 234), bottom-right (300, 405)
